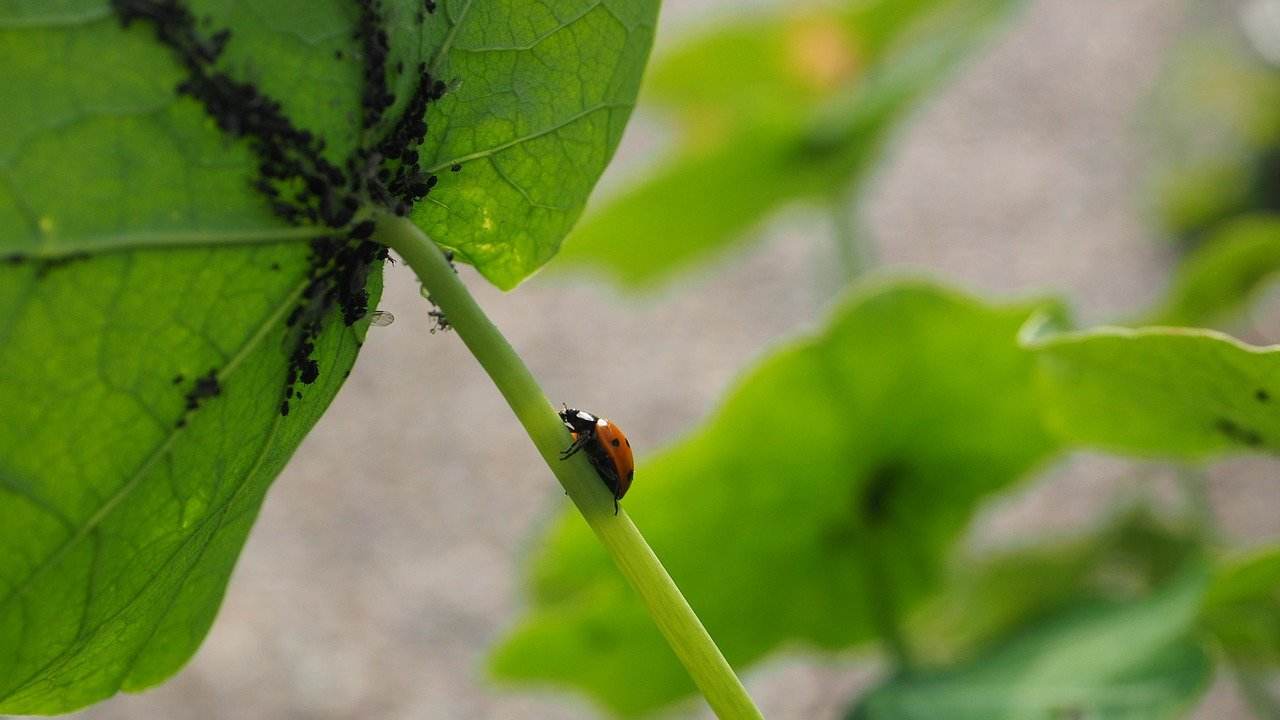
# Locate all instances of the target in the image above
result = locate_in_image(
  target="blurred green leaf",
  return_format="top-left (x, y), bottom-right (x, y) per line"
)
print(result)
top-left (491, 281), bottom-right (1061, 715)
top-left (554, 0), bottom-right (1024, 289)
top-left (913, 510), bottom-right (1202, 666)
top-left (850, 565), bottom-right (1212, 720)
top-left (1148, 36), bottom-right (1280, 238)
top-left (0, 0), bottom-right (655, 711)
top-left (1202, 546), bottom-right (1280, 665)
top-left (1024, 324), bottom-right (1280, 457)
top-left (1147, 214), bottom-right (1280, 327)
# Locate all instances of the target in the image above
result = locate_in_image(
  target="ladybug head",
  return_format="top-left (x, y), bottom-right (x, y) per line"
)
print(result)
top-left (558, 405), bottom-right (599, 434)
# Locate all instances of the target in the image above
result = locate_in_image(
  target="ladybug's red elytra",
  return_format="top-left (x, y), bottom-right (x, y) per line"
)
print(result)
top-left (558, 405), bottom-right (634, 514)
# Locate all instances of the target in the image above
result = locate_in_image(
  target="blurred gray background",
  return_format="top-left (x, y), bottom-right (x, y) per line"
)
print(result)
top-left (66, 0), bottom-right (1279, 717)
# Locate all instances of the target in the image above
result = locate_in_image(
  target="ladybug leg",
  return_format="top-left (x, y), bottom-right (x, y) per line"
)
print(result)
top-left (559, 432), bottom-right (591, 460)
top-left (613, 496), bottom-right (619, 515)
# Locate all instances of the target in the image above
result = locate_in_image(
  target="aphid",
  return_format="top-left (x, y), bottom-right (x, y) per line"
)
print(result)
top-left (299, 358), bottom-right (320, 384)
top-left (369, 310), bottom-right (394, 326)
top-left (183, 369), bottom-right (222, 411)
top-left (558, 405), bottom-right (634, 514)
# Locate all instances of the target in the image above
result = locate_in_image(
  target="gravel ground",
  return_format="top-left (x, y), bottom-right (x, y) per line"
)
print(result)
top-left (64, 0), bottom-right (1278, 718)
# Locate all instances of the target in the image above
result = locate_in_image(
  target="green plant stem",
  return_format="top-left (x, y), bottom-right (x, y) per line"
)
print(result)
top-left (377, 212), bottom-right (764, 720)
top-left (861, 527), bottom-right (914, 674)
top-left (1174, 466), bottom-right (1218, 544)
top-left (828, 190), bottom-right (872, 285)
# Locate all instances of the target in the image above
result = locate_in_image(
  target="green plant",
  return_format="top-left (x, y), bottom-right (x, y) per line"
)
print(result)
top-left (553, 0), bottom-right (1025, 288)
top-left (489, 5), bottom-right (1280, 719)
top-left (0, 0), bottom-right (764, 716)
top-left (4, 0), bottom-right (1280, 718)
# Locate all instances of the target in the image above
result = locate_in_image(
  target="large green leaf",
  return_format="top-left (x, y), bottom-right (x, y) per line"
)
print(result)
top-left (491, 281), bottom-right (1061, 715)
top-left (552, 0), bottom-right (1024, 289)
top-left (1146, 214), bottom-right (1280, 328)
top-left (851, 566), bottom-right (1213, 720)
top-left (0, 0), bottom-right (655, 712)
top-left (410, 0), bottom-right (659, 289)
top-left (1024, 322), bottom-right (1280, 457)
top-left (1202, 545), bottom-right (1280, 666)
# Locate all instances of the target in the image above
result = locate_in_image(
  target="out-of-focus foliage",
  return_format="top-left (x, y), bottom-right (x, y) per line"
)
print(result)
top-left (492, 281), bottom-right (1063, 715)
top-left (498, 275), bottom-right (1280, 715)
top-left (1025, 323), bottom-right (1280, 457)
top-left (1202, 546), bottom-right (1280, 665)
top-left (911, 509), bottom-right (1203, 666)
top-left (850, 566), bottom-right (1212, 720)
top-left (1148, 214), bottom-right (1280, 327)
top-left (553, 0), bottom-right (1026, 288)
top-left (1148, 35), bottom-right (1280, 240)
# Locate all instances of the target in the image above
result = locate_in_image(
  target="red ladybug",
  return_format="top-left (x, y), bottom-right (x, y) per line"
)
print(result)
top-left (558, 405), bottom-right (634, 514)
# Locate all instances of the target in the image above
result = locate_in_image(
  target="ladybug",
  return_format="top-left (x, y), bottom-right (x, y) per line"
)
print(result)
top-left (558, 405), bottom-right (634, 514)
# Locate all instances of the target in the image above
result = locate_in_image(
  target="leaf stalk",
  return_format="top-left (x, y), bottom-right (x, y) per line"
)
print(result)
top-left (377, 212), bottom-right (764, 720)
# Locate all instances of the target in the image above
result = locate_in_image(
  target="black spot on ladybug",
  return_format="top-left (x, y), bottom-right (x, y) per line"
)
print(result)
top-left (610, 438), bottom-right (620, 447)
top-left (1256, 388), bottom-right (1270, 402)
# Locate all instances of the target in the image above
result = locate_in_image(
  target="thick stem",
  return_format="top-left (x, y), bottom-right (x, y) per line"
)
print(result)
top-left (377, 212), bottom-right (763, 720)
top-left (861, 527), bottom-right (914, 674)
top-left (828, 188), bottom-right (872, 285)
top-left (1174, 466), bottom-right (1218, 544)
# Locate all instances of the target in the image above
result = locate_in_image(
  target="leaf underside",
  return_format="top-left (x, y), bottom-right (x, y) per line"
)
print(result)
top-left (0, 0), bottom-right (656, 712)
